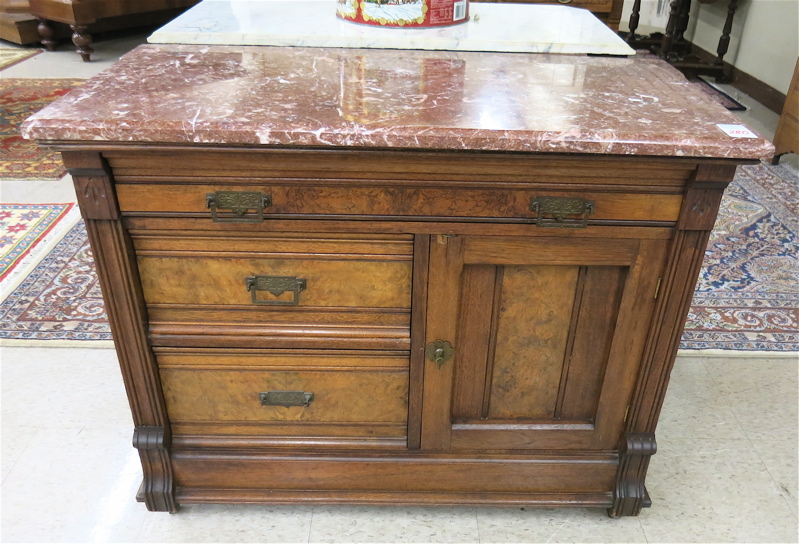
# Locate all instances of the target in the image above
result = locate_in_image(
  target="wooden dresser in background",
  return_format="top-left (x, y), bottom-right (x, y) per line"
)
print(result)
top-left (772, 58), bottom-right (799, 164)
top-left (27, 0), bottom-right (199, 60)
top-left (0, 0), bottom-right (39, 44)
top-left (23, 44), bottom-right (773, 517)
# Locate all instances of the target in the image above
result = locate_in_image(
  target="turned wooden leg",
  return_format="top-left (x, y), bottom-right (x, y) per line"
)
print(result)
top-left (626, 0), bottom-right (642, 44)
top-left (36, 18), bottom-right (58, 51)
top-left (674, 0), bottom-right (692, 43)
top-left (713, 0), bottom-right (738, 81)
top-left (70, 24), bottom-right (94, 62)
top-left (659, 0), bottom-right (681, 59)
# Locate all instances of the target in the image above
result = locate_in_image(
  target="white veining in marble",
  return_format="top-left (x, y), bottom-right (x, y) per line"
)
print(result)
top-left (149, 0), bottom-right (635, 56)
top-left (22, 45), bottom-right (774, 160)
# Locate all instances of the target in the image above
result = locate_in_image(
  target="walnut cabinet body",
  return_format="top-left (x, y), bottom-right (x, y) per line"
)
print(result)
top-left (61, 146), bottom-right (743, 516)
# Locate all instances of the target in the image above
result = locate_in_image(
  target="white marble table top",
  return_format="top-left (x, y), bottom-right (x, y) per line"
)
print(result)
top-left (148, 0), bottom-right (635, 56)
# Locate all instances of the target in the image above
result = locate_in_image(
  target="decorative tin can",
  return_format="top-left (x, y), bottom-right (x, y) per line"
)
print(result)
top-left (337, 0), bottom-right (469, 28)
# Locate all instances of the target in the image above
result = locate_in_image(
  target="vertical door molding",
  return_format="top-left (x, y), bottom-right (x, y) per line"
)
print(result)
top-left (419, 234), bottom-right (464, 450)
top-left (407, 234), bottom-right (431, 450)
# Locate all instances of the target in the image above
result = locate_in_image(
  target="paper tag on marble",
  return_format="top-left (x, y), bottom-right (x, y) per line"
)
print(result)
top-left (716, 124), bottom-right (758, 138)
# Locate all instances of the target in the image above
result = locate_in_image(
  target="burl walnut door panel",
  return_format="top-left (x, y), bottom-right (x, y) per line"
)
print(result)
top-left (420, 234), bottom-right (667, 451)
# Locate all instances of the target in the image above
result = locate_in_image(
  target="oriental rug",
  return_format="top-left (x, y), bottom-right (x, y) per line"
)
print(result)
top-left (0, 163), bottom-right (797, 350)
top-left (0, 217), bottom-right (110, 343)
top-left (0, 203), bottom-right (76, 281)
top-left (0, 78), bottom-right (83, 180)
top-left (0, 48), bottom-right (40, 71)
top-left (681, 162), bottom-right (798, 351)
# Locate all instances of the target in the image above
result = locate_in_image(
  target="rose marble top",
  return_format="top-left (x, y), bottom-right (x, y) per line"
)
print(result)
top-left (23, 44), bottom-right (774, 160)
top-left (148, 0), bottom-right (636, 56)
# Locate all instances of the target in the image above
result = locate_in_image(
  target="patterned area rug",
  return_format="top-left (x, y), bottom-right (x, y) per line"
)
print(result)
top-left (682, 163), bottom-right (798, 351)
top-left (0, 203), bottom-right (75, 281)
top-left (0, 78), bottom-right (84, 180)
top-left (0, 219), bottom-right (109, 342)
top-left (0, 163), bottom-right (796, 350)
top-left (0, 49), bottom-right (40, 71)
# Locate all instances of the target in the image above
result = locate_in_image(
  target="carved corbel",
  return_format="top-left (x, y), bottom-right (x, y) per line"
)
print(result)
top-left (133, 426), bottom-right (177, 513)
top-left (609, 432), bottom-right (657, 517)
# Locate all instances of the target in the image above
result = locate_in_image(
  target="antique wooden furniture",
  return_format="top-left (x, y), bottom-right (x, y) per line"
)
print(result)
top-left (28, 0), bottom-right (199, 60)
top-left (0, 0), bottom-right (39, 44)
top-left (473, 0), bottom-right (624, 31)
top-left (22, 44), bottom-right (773, 516)
top-left (626, 0), bottom-right (739, 81)
top-left (772, 58), bottom-right (799, 164)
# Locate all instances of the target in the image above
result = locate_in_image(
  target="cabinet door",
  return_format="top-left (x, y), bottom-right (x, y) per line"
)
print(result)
top-left (420, 234), bottom-right (667, 451)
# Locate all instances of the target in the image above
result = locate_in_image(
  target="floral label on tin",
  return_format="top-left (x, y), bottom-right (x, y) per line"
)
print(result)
top-left (337, 0), bottom-right (358, 19)
top-left (337, 0), bottom-right (468, 28)
top-left (362, 0), bottom-right (427, 26)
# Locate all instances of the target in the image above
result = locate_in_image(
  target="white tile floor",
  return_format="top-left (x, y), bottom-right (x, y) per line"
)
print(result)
top-left (1, 32), bottom-right (798, 543)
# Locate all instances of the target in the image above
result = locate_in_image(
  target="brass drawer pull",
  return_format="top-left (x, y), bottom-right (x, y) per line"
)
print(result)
top-left (530, 196), bottom-right (595, 228)
top-left (245, 275), bottom-right (307, 305)
top-left (206, 191), bottom-right (272, 223)
top-left (557, 0), bottom-right (573, 4)
top-left (260, 391), bottom-right (314, 407)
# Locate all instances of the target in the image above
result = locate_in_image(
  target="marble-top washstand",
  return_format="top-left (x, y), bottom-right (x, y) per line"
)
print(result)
top-left (148, 0), bottom-right (636, 56)
top-left (22, 44), bottom-right (773, 160)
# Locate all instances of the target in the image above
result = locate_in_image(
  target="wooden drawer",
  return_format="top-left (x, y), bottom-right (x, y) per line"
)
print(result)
top-left (133, 232), bottom-right (413, 349)
top-left (108, 151), bottom-right (692, 225)
top-left (157, 349), bottom-right (409, 450)
top-left (118, 183), bottom-right (682, 224)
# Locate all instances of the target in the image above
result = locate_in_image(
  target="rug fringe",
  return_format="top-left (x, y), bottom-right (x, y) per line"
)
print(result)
top-left (0, 339), bottom-right (115, 348)
top-left (677, 348), bottom-right (799, 359)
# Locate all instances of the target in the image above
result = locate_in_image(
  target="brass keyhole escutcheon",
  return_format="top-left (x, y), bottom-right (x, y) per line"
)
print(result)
top-left (425, 340), bottom-right (454, 369)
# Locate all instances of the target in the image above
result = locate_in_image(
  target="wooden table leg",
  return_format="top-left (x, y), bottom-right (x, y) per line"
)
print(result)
top-left (714, 0), bottom-right (738, 81)
top-left (36, 17), bottom-right (57, 51)
top-left (70, 24), bottom-right (94, 62)
top-left (659, 0), bottom-right (682, 59)
top-left (626, 0), bottom-right (642, 43)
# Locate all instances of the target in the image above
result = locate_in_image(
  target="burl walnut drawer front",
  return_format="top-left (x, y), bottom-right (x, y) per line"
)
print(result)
top-left (118, 183), bottom-right (682, 224)
top-left (157, 349), bottom-right (409, 450)
top-left (132, 232), bottom-right (413, 350)
top-left (108, 151), bottom-right (691, 225)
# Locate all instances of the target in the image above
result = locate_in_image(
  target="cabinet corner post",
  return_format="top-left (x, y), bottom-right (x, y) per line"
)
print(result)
top-left (61, 150), bottom-right (175, 510)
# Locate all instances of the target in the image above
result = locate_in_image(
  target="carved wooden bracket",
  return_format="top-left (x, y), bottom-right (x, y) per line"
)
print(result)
top-left (677, 164), bottom-right (738, 231)
top-left (73, 175), bottom-right (120, 220)
top-left (609, 432), bottom-right (657, 517)
top-left (61, 151), bottom-right (120, 220)
top-left (133, 426), bottom-right (177, 513)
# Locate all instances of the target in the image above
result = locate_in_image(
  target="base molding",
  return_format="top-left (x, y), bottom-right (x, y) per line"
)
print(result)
top-left (176, 488), bottom-right (615, 508)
